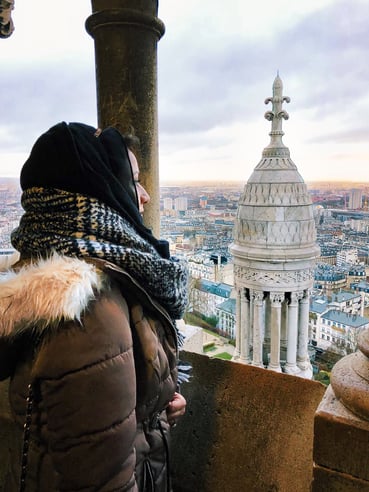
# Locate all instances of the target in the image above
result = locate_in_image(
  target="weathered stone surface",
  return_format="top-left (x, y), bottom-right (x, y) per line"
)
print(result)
top-left (314, 383), bottom-right (369, 483)
top-left (313, 465), bottom-right (369, 492)
top-left (171, 351), bottom-right (325, 492)
top-left (313, 328), bottom-right (369, 490)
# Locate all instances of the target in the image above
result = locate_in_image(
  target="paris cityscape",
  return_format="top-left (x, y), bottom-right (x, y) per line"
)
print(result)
top-left (1, 176), bottom-right (369, 384)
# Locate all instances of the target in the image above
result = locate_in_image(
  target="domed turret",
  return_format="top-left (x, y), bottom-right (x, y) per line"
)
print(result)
top-left (230, 75), bottom-right (320, 379)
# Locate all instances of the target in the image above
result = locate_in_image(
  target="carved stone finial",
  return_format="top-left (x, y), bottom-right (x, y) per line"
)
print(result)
top-left (0, 0), bottom-right (15, 39)
top-left (264, 74), bottom-right (291, 148)
top-left (330, 328), bottom-right (369, 421)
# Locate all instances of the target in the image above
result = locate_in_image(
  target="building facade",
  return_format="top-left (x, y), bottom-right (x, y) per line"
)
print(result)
top-left (310, 296), bottom-right (369, 354)
top-left (216, 298), bottom-right (236, 339)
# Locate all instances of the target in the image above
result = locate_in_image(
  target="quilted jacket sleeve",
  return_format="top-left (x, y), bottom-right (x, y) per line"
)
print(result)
top-left (32, 286), bottom-right (138, 491)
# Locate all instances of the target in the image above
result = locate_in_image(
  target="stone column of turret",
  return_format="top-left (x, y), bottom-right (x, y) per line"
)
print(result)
top-left (86, 1), bottom-right (165, 236)
top-left (269, 292), bottom-right (284, 372)
top-left (297, 290), bottom-right (311, 371)
top-left (240, 290), bottom-right (251, 363)
top-left (285, 291), bottom-right (300, 374)
top-left (230, 75), bottom-right (320, 379)
top-left (234, 289), bottom-right (242, 359)
top-left (251, 290), bottom-right (264, 367)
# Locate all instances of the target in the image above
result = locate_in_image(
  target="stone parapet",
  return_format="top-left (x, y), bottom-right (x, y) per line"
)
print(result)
top-left (171, 351), bottom-right (325, 492)
top-left (313, 385), bottom-right (369, 491)
top-left (313, 328), bottom-right (369, 491)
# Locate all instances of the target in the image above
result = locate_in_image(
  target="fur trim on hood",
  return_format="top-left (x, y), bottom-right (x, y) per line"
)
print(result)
top-left (0, 254), bottom-right (104, 337)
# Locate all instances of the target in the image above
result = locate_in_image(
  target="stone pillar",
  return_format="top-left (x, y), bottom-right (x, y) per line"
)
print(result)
top-left (313, 329), bottom-right (369, 490)
top-left (269, 292), bottom-right (284, 372)
top-left (233, 287), bottom-right (242, 360)
top-left (252, 290), bottom-right (264, 368)
top-left (240, 289), bottom-right (251, 363)
top-left (280, 298), bottom-right (288, 356)
top-left (86, 1), bottom-right (165, 236)
top-left (297, 290), bottom-right (310, 371)
top-left (285, 291), bottom-right (300, 375)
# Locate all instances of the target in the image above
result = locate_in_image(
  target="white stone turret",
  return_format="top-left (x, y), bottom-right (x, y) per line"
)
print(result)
top-left (230, 75), bottom-right (320, 379)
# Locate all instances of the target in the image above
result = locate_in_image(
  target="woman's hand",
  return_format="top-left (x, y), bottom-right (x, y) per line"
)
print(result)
top-left (166, 392), bottom-right (186, 427)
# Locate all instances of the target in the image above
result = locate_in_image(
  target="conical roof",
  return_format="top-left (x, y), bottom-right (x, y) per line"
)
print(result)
top-left (231, 75), bottom-right (320, 262)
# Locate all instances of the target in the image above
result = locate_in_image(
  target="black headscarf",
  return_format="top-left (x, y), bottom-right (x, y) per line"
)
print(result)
top-left (20, 122), bottom-right (169, 258)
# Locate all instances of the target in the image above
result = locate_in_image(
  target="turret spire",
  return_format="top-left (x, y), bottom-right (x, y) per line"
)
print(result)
top-left (264, 74), bottom-right (290, 148)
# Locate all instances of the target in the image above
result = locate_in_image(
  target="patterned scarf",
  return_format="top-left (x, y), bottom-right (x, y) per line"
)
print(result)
top-left (11, 187), bottom-right (189, 321)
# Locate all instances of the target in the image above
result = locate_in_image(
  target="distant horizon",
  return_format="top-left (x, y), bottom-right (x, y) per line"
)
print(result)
top-left (160, 180), bottom-right (369, 188)
top-left (2, 176), bottom-right (369, 190)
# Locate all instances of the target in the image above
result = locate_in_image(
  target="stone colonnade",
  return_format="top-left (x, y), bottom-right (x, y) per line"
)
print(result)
top-left (234, 287), bottom-right (310, 373)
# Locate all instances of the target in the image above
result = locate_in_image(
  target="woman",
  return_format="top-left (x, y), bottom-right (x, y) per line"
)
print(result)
top-left (0, 122), bottom-right (188, 491)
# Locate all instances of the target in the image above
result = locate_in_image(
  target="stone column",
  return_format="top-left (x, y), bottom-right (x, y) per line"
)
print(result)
top-left (269, 292), bottom-right (284, 372)
top-left (240, 289), bottom-right (251, 363)
top-left (233, 287), bottom-right (242, 360)
top-left (86, 1), bottom-right (165, 236)
top-left (297, 290), bottom-right (310, 371)
top-left (252, 290), bottom-right (264, 367)
top-left (285, 291), bottom-right (300, 374)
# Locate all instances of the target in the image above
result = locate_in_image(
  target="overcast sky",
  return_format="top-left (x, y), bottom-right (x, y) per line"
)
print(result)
top-left (1, 0), bottom-right (368, 184)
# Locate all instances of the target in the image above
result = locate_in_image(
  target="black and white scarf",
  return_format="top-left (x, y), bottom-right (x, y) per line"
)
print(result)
top-left (11, 187), bottom-right (189, 321)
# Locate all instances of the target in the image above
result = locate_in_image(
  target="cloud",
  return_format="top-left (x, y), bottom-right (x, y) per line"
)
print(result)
top-left (1, 0), bottom-right (368, 181)
top-left (0, 62), bottom-right (96, 152)
top-left (158, 0), bottom-right (369, 140)
top-left (308, 127), bottom-right (369, 144)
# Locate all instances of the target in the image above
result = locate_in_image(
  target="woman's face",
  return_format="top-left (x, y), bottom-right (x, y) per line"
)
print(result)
top-left (128, 149), bottom-right (150, 214)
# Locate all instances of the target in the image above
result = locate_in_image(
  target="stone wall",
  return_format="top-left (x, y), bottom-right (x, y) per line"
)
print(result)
top-left (171, 351), bottom-right (325, 492)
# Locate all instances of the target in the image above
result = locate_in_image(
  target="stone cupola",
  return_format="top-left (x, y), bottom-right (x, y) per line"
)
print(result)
top-left (230, 75), bottom-right (320, 378)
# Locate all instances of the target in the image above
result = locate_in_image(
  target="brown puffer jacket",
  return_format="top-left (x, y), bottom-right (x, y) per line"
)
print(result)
top-left (0, 254), bottom-right (178, 491)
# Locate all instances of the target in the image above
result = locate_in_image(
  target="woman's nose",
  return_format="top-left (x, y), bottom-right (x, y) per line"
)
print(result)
top-left (138, 185), bottom-right (150, 204)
